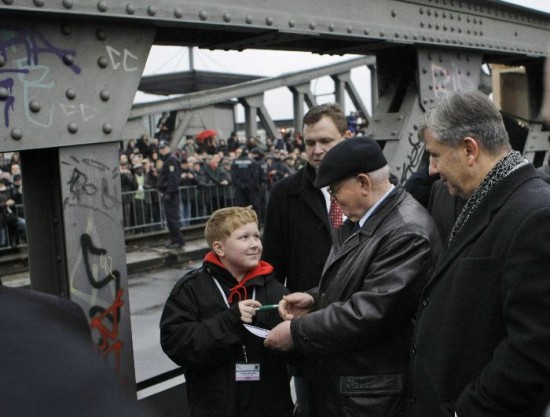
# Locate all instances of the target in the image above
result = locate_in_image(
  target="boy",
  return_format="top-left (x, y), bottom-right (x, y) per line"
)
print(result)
top-left (160, 206), bottom-right (293, 417)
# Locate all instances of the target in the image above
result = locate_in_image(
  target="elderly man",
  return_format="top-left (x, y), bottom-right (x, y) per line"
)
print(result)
top-left (407, 89), bottom-right (550, 417)
top-left (265, 137), bottom-right (441, 417)
top-left (262, 103), bottom-right (352, 416)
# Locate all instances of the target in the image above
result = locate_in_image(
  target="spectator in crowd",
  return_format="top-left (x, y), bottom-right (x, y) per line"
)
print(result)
top-left (227, 131), bottom-right (240, 152)
top-left (132, 162), bottom-right (153, 230)
top-left (261, 103), bottom-right (352, 416)
top-left (160, 206), bottom-right (293, 417)
top-left (265, 137), bottom-right (441, 417)
top-left (216, 138), bottom-right (229, 156)
top-left (183, 138), bottom-right (198, 156)
top-left (124, 139), bottom-right (137, 157)
top-left (192, 160), bottom-right (209, 220)
top-left (202, 154), bottom-right (231, 212)
top-left (157, 140), bottom-right (185, 249)
top-left (11, 174), bottom-right (23, 206)
top-left (119, 154), bottom-right (137, 229)
top-left (10, 163), bottom-right (21, 178)
top-left (283, 155), bottom-right (297, 176)
top-left (142, 158), bottom-right (161, 227)
top-left (136, 134), bottom-right (152, 159)
top-left (245, 136), bottom-right (259, 153)
top-left (231, 150), bottom-right (261, 209)
top-left (293, 133), bottom-right (305, 153)
top-left (267, 150), bottom-right (293, 187)
top-left (0, 177), bottom-right (26, 247)
top-left (179, 158), bottom-right (196, 227)
top-left (408, 89), bottom-right (550, 417)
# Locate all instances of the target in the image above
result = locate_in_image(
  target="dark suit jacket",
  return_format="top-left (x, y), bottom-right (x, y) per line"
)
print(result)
top-left (0, 285), bottom-right (148, 417)
top-left (408, 163), bottom-right (550, 417)
top-left (262, 164), bottom-right (332, 293)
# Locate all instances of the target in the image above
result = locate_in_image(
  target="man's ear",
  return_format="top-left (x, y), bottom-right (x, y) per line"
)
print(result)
top-left (343, 130), bottom-right (353, 139)
top-left (357, 173), bottom-right (372, 193)
top-left (213, 241), bottom-right (224, 257)
top-left (463, 136), bottom-right (480, 165)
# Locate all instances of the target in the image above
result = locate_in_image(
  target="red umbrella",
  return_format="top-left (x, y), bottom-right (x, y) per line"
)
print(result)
top-left (195, 129), bottom-right (218, 143)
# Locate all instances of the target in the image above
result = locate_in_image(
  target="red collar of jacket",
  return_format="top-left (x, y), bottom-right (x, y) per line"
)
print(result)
top-left (204, 251), bottom-right (274, 302)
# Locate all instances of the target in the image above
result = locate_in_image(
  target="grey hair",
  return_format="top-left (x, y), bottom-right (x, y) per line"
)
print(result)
top-left (367, 165), bottom-right (391, 184)
top-left (418, 90), bottom-right (511, 155)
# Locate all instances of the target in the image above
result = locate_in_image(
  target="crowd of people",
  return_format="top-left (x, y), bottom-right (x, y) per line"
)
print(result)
top-left (163, 96), bottom-right (550, 417)
top-left (115, 117), bottom-right (369, 236)
top-left (0, 153), bottom-right (26, 248)
top-left (3, 91), bottom-right (550, 417)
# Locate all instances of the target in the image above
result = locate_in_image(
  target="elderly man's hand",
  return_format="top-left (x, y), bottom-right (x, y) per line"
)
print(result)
top-left (279, 292), bottom-right (314, 320)
top-left (264, 321), bottom-right (294, 351)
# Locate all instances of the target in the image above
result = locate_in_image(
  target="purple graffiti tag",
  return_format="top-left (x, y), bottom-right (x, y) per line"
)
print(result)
top-left (0, 78), bottom-right (14, 127)
top-left (28, 26), bottom-right (81, 74)
top-left (0, 24), bottom-right (81, 73)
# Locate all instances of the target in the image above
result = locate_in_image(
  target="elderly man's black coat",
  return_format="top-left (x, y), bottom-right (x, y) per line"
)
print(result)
top-left (408, 163), bottom-right (550, 417)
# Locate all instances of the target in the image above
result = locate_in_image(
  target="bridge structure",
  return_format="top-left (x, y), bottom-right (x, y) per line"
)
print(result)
top-left (1, 0), bottom-right (549, 413)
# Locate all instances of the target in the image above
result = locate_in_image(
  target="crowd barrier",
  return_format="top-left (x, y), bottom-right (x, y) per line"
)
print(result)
top-left (0, 184), bottom-right (242, 253)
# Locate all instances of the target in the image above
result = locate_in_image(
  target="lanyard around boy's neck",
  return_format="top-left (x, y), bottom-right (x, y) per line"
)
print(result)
top-left (212, 277), bottom-right (256, 307)
top-left (212, 276), bottom-right (257, 363)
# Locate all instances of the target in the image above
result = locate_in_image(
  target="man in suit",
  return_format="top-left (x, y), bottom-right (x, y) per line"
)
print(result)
top-left (262, 103), bottom-right (352, 416)
top-left (408, 89), bottom-right (550, 417)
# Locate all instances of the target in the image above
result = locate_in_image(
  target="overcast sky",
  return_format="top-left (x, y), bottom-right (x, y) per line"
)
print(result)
top-left (135, 0), bottom-right (550, 121)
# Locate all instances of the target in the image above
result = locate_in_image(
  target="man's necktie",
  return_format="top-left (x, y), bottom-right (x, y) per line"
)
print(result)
top-left (329, 200), bottom-right (343, 229)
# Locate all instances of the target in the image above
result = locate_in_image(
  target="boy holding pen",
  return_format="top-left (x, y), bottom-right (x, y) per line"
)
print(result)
top-left (160, 206), bottom-right (293, 417)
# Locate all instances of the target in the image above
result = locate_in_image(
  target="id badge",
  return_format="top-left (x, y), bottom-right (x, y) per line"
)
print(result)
top-left (235, 362), bottom-right (260, 382)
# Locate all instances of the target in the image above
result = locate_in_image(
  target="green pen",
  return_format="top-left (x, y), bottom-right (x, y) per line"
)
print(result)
top-left (255, 304), bottom-right (279, 311)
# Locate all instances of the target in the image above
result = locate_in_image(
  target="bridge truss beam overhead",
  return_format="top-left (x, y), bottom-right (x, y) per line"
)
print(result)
top-left (0, 1), bottom-right (548, 61)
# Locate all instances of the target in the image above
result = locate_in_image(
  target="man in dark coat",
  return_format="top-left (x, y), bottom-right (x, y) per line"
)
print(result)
top-left (408, 89), bottom-right (550, 417)
top-left (0, 284), bottom-right (147, 417)
top-left (262, 103), bottom-right (352, 293)
top-left (265, 138), bottom-right (441, 417)
top-left (262, 103), bottom-right (352, 416)
top-left (230, 150), bottom-right (260, 208)
top-left (157, 140), bottom-right (184, 248)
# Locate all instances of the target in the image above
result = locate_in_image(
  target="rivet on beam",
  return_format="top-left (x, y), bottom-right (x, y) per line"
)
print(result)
top-left (66, 88), bottom-right (77, 100)
top-left (29, 100), bottom-right (41, 113)
top-left (68, 122), bottom-right (78, 134)
top-left (10, 128), bottom-right (23, 140)
top-left (100, 90), bottom-right (111, 101)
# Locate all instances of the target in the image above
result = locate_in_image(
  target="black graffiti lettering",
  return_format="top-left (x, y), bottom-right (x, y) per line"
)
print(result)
top-left (67, 168), bottom-right (97, 202)
top-left (80, 233), bottom-right (121, 290)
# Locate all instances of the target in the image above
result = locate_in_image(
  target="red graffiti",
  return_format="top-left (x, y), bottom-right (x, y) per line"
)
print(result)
top-left (90, 288), bottom-right (124, 370)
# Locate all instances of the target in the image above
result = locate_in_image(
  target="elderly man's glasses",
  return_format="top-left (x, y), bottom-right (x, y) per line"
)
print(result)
top-left (327, 176), bottom-right (357, 197)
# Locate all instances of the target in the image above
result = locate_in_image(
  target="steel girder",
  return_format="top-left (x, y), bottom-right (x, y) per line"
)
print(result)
top-left (0, 1), bottom-right (548, 60)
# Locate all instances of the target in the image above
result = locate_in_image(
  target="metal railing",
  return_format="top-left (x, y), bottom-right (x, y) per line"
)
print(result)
top-left (0, 184), bottom-right (236, 252)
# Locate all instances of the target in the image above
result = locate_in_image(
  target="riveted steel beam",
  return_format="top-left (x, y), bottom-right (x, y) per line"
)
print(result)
top-left (0, 1), bottom-right (547, 60)
top-left (129, 56), bottom-right (374, 119)
top-left (0, 18), bottom-right (154, 153)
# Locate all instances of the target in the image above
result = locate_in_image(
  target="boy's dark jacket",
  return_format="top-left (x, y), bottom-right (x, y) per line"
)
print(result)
top-left (160, 252), bottom-right (293, 417)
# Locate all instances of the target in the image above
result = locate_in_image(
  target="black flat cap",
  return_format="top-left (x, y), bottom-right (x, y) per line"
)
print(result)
top-left (315, 136), bottom-right (387, 188)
